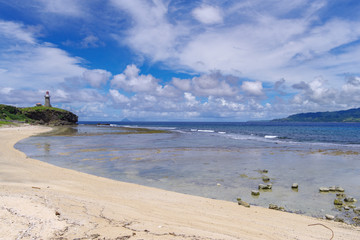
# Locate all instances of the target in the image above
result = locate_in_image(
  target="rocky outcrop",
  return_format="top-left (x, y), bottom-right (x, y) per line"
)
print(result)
top-left (23, 108), bottom-right (78, 126)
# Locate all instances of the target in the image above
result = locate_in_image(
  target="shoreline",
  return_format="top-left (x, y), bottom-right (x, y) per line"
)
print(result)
top-left (1, 125), bottom-right (359, 239)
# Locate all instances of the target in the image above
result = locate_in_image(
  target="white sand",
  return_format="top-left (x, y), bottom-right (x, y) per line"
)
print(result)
top-left (0, 125), bottom-right (359, 239)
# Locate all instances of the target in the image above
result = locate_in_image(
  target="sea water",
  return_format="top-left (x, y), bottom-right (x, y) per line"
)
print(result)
top-left (16, 122), bottom-right (360, 224)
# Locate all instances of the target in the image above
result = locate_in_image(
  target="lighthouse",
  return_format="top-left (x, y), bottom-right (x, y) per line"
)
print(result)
top-left (44, 91), bottom-right (52, 107)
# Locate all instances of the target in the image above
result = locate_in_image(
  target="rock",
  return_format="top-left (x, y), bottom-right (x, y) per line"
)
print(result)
top-left (262, 176), bottom-right (270, 182)
top-left (237, 199), bottom-right (250, 208)
top-left (291, 183), bottom-right (299, 189)
top-left (336, 193), bottom-right (346, 198)
top-left (344, 206), bottom-right (350, 210)
top-left (325, 214), bottom-right (335, 220)
top-left (329, 186), bottom-right (336, 192)
top-left (22, 107), bottom-right (78, 125)
top-left (354, 208), bottom-right (360, 215)
top-left (334, 217), bottom-right (344, 223)
top-left (319, 187), bottom-right (329, 192)
top-left (344, 197), bottom-right (357, 203)
top-left (334, 199), bottom-right (343, 205)
top-left (335, 187), bottom-right (345, 192)
top-left (262, 169), bottom-right (268, 173)
top-left (258, 183), bottom-right (272, 190)
top-left (352, 217), bottom-right (360, 223)
top-left (251, 190), bottom-right (260, 196)
top-left (269, 204), bottom-right (285, 211)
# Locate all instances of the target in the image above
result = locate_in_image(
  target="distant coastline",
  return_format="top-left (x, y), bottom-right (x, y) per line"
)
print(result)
top-left (273, 107), bottom-right (360, 122)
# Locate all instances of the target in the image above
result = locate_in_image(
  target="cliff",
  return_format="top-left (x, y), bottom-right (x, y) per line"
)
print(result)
top-left (273, 107), bottom-right (360, 122)
top-left (0, 104), bottom-right (78, 126)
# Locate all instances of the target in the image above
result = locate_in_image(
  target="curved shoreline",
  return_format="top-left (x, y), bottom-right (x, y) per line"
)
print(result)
top-left (0, 125), bottom-right (359, 239)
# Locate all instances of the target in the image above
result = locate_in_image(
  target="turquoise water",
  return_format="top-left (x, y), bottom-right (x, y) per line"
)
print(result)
top-left (16, 122), bottom-right (360, 224)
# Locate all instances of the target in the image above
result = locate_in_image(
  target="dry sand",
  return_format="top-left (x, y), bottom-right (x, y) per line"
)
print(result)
top-left (0, 125), bottom-right (359, 240)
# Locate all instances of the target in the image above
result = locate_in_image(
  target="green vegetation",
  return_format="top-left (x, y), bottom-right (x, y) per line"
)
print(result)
top-left (273, 108), bottom-right (360, 122)
top-left (0, 104), bottom-right (78, 125)
top-left (21, 106), bottom-right (68, 113)
top-left (0, 104), bottom-right (31, 122)
top-left (0, 120), bottom-right (15, 126)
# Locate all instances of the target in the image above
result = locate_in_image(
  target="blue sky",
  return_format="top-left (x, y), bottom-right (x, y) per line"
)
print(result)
top-left (1, 0), bottom-right (360, 121)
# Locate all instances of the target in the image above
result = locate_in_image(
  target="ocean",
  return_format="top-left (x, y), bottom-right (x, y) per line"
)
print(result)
top-left (16, 121), bottom-right (360, 224)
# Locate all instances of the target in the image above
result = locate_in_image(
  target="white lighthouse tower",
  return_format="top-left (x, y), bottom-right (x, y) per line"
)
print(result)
top-left (44, 91), bottom-right (52, 107)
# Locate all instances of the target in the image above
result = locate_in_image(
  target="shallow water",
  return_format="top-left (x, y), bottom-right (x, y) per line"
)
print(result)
top-left (16, 122), bottom-right (360, 224)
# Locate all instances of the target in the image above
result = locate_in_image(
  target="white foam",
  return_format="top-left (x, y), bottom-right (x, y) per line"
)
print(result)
top-left (264, 135), bottom-right (277, 139)
top-left (218, 131), bottom-right (226, 134)
top-left (198, 129), bottom-right (215, 133)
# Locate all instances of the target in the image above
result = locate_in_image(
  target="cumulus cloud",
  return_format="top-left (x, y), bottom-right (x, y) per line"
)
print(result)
top-left (110, 0), bottom-right (360, 88)
top-left (83, 69), bottom-right (111, 88)
top-left (109, 89), bottom-right (130, 104)
top-left (192, 73), bottom-right (237, 96)
top-left (241, 81), bottom-right (264, 96)
top-left (111, 64), bottom-right (159, 92)
top-left (292, 77), bottom-right (335, 104)
top-left (192, 5), bottom-right (223, 24)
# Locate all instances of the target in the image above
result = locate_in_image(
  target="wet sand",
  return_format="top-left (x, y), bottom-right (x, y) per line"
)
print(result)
top-left (0, 125), bottom-right (359, 239)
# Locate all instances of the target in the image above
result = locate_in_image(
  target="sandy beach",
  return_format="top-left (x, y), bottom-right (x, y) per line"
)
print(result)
top-left (0, 125), bottom-right (359, 240)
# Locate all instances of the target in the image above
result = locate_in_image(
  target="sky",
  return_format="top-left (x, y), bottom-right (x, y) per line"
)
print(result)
top-left (1, 0), bottom-right (360, 121)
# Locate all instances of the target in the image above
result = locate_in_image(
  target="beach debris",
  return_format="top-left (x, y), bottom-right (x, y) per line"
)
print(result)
top-left (291, 183), bottom-right (299, 189)
top-left (262, 176), bottom-right (270, 182)
top-left (55, 211), bottom-right (61, 216)
top-left (251, 190), bottom-right (260, 196)
top-left (308, 223), bottom-right (334, 240)
top-left (31, 186), bottom-right (41, 190)
top-left (236, 198), bottom-right (250, 208)
top-left (258, 183), bottom-right (272, 190)
top-left (325, 214), bottom-right (335, 220)
top-left (333, 199), bottom-right (343, 206)
top-left (268, 204), bottom-right (284, 211)
top-left (319, 187), bottom-right (329, 192)
top-left (344, 197), bottom-right (357, 203)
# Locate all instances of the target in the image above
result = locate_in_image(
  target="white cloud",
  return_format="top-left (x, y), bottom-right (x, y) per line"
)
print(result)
top-left (184, 92), bottom-right (198, 107)
top-left (83, 69), bottom-right (111, 88)
top-left (192, 73), bottom-right (237, 97)
top-left (241, 81), bottom-right (263, 96)
top-left (192, 5), bottom-right (223, 24)
top-left (112, 0), bottom-right (360, 88)
top-left (80, 34), bottom-right (102, 48)
top-left (111, 64), bottom-right (159, 92)
top-left (109, 89), bottom-right (130, 104)
top-left (38, 0), bottom-right (83, 17)
top-left (110, 0), bottom-right (187, 62)
top-left (0, 20), bottom-right (35, 44)
top-left (0, 20), bottom-right (86, 90)
top-left (172, 78), bottom-right (191, 91)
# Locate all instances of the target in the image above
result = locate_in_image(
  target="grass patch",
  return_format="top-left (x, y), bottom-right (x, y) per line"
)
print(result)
top-left (20, 106), bottom-right (68, 113)
top-left (0, 120), bottom-right (16, 126)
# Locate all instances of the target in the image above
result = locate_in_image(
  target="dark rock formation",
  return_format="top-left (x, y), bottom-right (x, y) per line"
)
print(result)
top-left (23, 108), bottom-right (78, 126)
